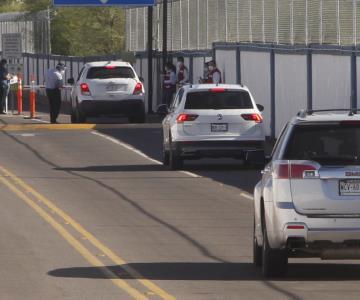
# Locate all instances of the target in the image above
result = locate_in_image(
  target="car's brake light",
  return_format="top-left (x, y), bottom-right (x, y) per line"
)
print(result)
top-left (287, 225), bottom-right (305, 230)
top-left (133, 82), bottom-right (143, 95)
top-left (176, 114), bottom-right (198, 123)
top-left (241, 113), bottom-right (263, 123)
top-left (210, 88), bottom-right (226, 93)
top-left (105, 66), bottom-right (116, 69)
top-left (273, 162), bottom-right (318, 179)
top-left (80, 83), bottom-right (91, 96)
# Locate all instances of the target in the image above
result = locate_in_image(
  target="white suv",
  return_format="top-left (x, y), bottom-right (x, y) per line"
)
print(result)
top-left (254, 109), bottom-right (360, 277)
top-left (158, 84), bottom-right (265, 169)
top-left (68, 61), bottom-right (145, 123)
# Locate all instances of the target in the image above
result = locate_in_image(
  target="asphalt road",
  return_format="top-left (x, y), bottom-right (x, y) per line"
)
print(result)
top-left (0, 113), bottom-right (360, 300)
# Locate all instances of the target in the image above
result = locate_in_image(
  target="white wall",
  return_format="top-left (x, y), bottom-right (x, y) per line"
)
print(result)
top-left (216, 49), bottom-right (237, 84)
top-left (241, 51), bottom-right (271, 136)
top-left (275, 54), bottom-right (307, 135)
top-left (312, 54), bottom-right (351, 109)
top-left (193, 57), bottom-right (205, 84)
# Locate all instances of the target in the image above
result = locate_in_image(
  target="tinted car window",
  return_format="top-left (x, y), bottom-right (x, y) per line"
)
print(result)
top-left (87, 67), bottom-right (135, 79)
top-left (283, 124), bottom-right (360, 165)
top-left (184, 91), bottom-right (253, 110)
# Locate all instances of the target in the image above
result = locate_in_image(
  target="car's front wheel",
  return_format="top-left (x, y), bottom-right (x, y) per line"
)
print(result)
top-left (262, 224), bottom-right (288, 277)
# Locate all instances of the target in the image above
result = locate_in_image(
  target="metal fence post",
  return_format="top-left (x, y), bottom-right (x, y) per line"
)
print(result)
top-left (249, 0), bottom-right (253, 43)
top-left (270, 47), bottom-right (276, 139)
top-left (320, 0), bottom-right (323, 44)
top-left (354, 0), bottom-right (357, 46)
top-left (351, 48), bottom-right (357, 109)
top-left (189, 55), bottom-right (193, 83)
top-left (337, 0), bottom-right (340, 45)
top-left (236, 47), bottom-right (241, 84)
top-left (305, 0), bottom-right (308, 45)
top-left (307, 48), bottom-right (313, 110)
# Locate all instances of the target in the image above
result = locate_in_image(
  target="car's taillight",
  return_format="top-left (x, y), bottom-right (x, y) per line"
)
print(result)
top-left (176, 114), bottom-right (198, 123)
top-left (133, 82), bottom-right (143, 95)
top-left (80, 83), bottom-right (91, 96)
top-left (209, 88), bottom-right (226, 93)
top-left (273, 162), bottom-right (319, 179)
top-left (241, 113), bottom-right (263, 123)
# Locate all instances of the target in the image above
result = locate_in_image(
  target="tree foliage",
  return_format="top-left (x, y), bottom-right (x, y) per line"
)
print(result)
top-left (1, 0), bottom-right (126, 56)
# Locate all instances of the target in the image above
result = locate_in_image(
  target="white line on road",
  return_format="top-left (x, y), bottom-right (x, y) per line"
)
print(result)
top-left (91, 131), bottom-right (201, 178)
top-left (240, 192), bottom-right (253, 201)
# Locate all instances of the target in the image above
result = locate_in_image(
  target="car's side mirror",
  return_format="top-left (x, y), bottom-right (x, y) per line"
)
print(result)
top-left (139, 77), bottom-right (144, 83)
top-left (257, 104), bottom-right (264, 112)
top-left (157, 104), bottom-right (169, 116)
top-left (67, 78), bottom-right (75, 85)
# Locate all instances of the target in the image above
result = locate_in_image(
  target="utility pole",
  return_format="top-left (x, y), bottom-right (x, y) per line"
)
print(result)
top-left (162, 0), bottom-right (168, 71)
top-left (147, 6), bottom-right (153, 113)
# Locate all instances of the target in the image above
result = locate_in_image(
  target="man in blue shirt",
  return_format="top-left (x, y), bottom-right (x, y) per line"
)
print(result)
top-left (45, 62), bottom-right (65, 123)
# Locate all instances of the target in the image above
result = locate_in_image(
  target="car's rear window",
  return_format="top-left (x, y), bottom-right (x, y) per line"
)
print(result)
top-left (283, 124), bottom-right (360, 165)
top-left (87, 67), bottom-right (135, 79)
top-left (184, 91), bottom-right (253, 110)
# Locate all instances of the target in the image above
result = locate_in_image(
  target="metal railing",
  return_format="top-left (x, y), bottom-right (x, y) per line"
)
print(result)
top-left (126, 0), bottom-right (360, 51)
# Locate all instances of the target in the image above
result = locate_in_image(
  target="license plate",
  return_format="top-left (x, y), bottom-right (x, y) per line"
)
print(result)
top-left (211, 123), bottom-right (228, 132)
top-left (339, 179), bottom-right (360, 196)
top-left (106, 84), bottom-right (126, 92)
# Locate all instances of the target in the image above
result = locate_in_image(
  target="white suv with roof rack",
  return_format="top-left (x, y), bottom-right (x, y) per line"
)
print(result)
top-left (68, 61), bottom-right (145, 123)
top-left (157, 84), bottom-right (266, 169)
top-left (254, 108), bottom-right (360, 277)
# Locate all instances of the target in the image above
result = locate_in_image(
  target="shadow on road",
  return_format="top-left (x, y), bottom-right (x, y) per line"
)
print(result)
top-left (48, 262), bottom-right (360, 281)
top-left (96, 127), bottom-right (264, 193)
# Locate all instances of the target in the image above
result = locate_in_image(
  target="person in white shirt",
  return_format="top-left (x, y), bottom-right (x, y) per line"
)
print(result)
top-left (45, 63), bottom-right (65, 123)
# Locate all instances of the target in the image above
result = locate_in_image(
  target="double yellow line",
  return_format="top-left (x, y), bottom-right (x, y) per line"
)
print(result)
top-left (0, 165), bottom-right (175, 300)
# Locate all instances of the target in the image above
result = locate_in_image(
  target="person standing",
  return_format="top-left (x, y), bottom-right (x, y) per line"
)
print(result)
top-left (45, 62), bottom-right (65, 124)
top-left (207, 60), bottom-right (222, 84)
top-left (176, 57), bottom-right (189, 88)
top-left (0, 59), bottom-right (11, 114)
top-left (163, 62), bottom-right (177, 107)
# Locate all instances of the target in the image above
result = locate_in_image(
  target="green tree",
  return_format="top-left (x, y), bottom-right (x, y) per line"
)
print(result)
top-left (3, 0), bottom-right (126, 56)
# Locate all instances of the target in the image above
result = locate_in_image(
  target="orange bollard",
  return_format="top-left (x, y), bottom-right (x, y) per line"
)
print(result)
top-left (29, 79), bottom-right (36, 119)
top-left (30, 88), bottom-right (36, 119)
top-left (17, 74), bottom-right (23, 115)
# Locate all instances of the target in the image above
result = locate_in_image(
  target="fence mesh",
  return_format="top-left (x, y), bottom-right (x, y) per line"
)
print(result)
top-left (126, 0), bottom-right (360, 51)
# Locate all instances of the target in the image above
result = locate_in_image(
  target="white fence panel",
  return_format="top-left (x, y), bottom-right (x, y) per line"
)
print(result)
top-left (275, 54), bottom-right (307, 135)
top-left (312, 54), bottom-right (351, 109)
top-left (241, 51), bottom-right (271, 136)
top-left (215, 49), bottom-right (237, 84)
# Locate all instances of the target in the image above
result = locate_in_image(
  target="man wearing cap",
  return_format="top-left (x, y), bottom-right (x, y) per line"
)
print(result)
top-left (45, 63), bottom-right (65, 123)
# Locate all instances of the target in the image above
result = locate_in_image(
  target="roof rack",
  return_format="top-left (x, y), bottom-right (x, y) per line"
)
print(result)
top-left (297, 108), bottom-right (360, 118)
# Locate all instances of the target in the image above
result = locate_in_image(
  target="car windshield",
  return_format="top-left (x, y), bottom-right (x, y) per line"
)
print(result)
top-left (87, 66), bottom-right (135, 79)
top-left (184, 90), bottom-right (253, 110)
top-left (283, 124), bottom-right (360, 165)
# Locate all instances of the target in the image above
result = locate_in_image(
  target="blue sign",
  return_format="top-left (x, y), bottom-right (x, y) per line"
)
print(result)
top-left (53, 0), bottom-right (155, 6)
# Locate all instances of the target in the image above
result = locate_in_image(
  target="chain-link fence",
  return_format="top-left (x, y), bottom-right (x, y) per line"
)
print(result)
top-left (0, 10), bottom-right (51, 54)
top-left (126, 0), bottom-right (360, 51)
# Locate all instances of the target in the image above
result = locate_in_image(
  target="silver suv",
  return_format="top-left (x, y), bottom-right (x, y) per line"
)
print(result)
top-left (254, 109), bottom-right (360, 277)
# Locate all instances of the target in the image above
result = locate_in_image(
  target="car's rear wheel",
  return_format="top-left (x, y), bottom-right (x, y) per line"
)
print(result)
top-left (262, 224), bottom-right (288, 277)
top-left (169, 147), bottom-right (183, 170)
top-left (163, 145), bottom-right (170, 165)
top-left (71, 110), bottom-right (78, 123)
top-left (253, 220), bottom-right (262, 267)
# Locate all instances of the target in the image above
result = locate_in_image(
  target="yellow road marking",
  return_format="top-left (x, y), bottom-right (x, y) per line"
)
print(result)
top-left (0, 171), bottom-right (148, 300)
top-left (0, 166), bottom-right (176, 300)
top-left (0, 124), bottom-right (161, 131)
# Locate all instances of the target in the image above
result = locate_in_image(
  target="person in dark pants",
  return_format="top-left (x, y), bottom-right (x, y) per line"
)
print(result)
top-left (0, 59), bottom-right (11, 114)
top-left (163, 62), bottom-right (176, 107)
top-left (45, 63), bottom-right (65, 123)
